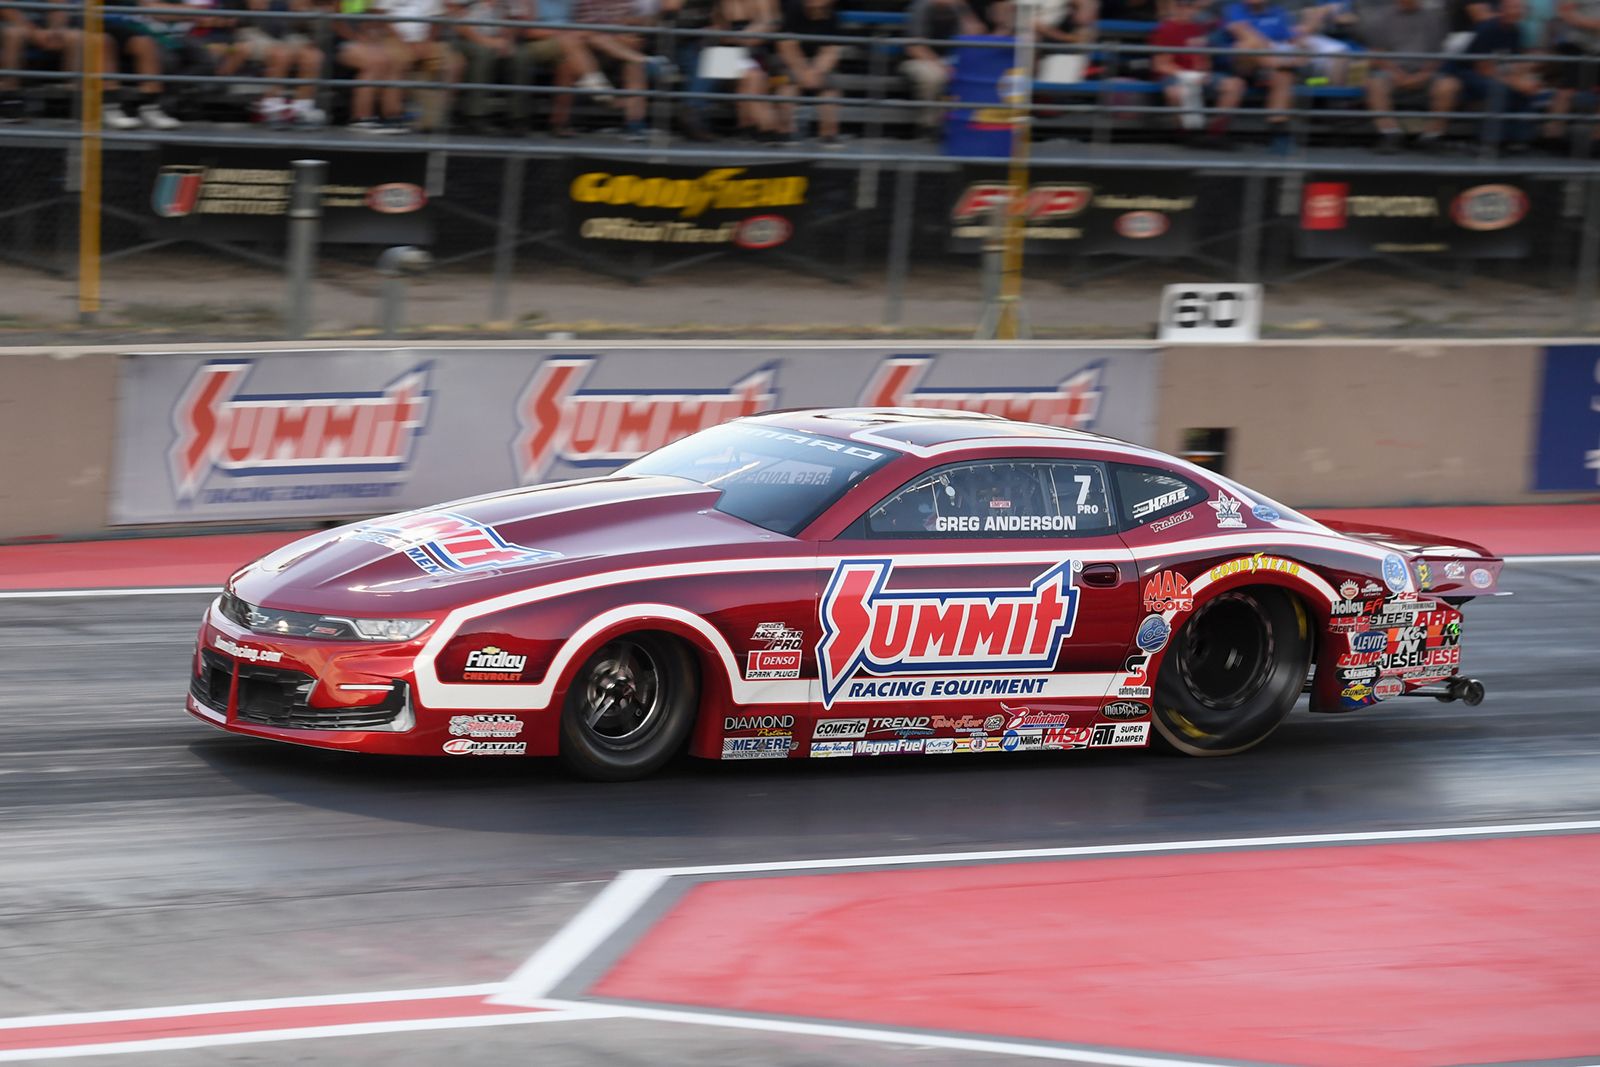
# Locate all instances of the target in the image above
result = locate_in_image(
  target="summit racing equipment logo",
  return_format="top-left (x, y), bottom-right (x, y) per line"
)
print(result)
top-left (817, 559), bottom-right (1080, 708)
top-left (353, 511), bottom-right (559, 575)
top-left (860, 357), bottom-right (1103, 430)
top-left (513, 358), bottom-right (777, 482)
top-left (169, 361), bottom-right (430, 503)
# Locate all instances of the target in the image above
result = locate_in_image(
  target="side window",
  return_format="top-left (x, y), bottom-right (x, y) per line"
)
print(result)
top-left (1113, 464), bottom-right (1204, 529)
top-left (863, 460), bottom-right (1115, 538)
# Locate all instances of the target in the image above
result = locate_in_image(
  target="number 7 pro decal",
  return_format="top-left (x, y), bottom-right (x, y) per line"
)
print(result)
top-left (817, 559), bottom-right (1082, 708)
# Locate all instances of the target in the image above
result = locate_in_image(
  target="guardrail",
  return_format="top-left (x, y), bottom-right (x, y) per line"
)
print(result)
top-left (1, 340), bottom-right (1593, 540)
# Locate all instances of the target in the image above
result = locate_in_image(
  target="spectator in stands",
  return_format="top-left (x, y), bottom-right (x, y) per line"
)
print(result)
top-left (776, 0), bottom-right (843, 145)
top-left (334, 0), bottom-right (410, 131)
top-left (1542, 0), bottom-right (1600, 146)
top-left (451, 0), bottom-right (524, 132)
top-left (385, 0), bottom-right (465, 130)
top-left (96, 0), bottom-right (199, 129)
top-left (213, 0), bottom-right (327, 125)
top-left (901, 0), bottom-right (982, 134)
top-left (659, 0), bottom-right (718, 137)
top-left (1221, 0), bottom-right (1299, 149)
top-left (1363, 0), bottom-right (1453, 151)
top-left (1151, 0), bottom-right (1246, 146)
top-left (515, 0), bottom-right (611, 135)
top-left (1038, 0), bottom-right (1098, 44)
top-left (1, 0), bottom-right (118, 122)
top-left (1443, 0), bottom-right (1543, 148)
top-left (705, 0), bottom-right (779, 139)
top-left (573, 0), bottom-right (652, 137)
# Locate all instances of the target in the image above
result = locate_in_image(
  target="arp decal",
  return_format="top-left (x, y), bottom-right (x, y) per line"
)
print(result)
top-left (816, 559), bottom-right (1081, 708)
top-left (353, 511), bottom-right (559, 575)
top-left (859, 357), bottom-right (1103, 430)
top-left (169, 360), bottom-right (431, 503)
top-left (513, 357), bottom-right (777, 482)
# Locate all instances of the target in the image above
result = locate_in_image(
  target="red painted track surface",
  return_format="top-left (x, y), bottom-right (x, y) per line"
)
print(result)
top-left (595, 835), bottom-right (1600, 1067)
top-left (0, 504), bottom-right (1596, 592)
top-left (0, 996), bottom-right (539, 1053)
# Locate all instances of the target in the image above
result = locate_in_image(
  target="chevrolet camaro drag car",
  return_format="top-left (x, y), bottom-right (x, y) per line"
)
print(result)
top-left (187, 408), bottom-right (1502, 780)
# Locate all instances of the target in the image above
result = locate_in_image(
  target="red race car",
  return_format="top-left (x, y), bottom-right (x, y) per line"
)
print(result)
top-left (187, 408), bottom-right (1500, 780)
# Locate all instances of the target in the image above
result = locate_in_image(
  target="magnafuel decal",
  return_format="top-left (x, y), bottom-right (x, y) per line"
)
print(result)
top-left (817, 559), bottom-right (1081, 708)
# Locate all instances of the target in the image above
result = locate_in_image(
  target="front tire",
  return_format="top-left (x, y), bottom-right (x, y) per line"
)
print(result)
top-left (1152, 587), bottom-right (1310, 756)
top-left (558, 633), bottom-right (698, 781)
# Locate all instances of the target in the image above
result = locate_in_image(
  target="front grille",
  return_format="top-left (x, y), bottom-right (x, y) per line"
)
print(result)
top-left (195, 646), bottom-right (410, 730)
top-left (191, 648), bottom-right (234, 711)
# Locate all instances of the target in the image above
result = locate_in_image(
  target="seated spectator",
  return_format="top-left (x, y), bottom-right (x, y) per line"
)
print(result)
top-left (659, 0), bottom-right (718, 137)
top-left (901, 0), bottom-right (981, 134)
top-left (1542, 0), bottom-right (1600, 146)
top-left (573, 0), bottom-right (652, 138)
top-left (1221, 0), bottom-right (1299, 149)
top-left (516, 0), bottom-right (611, 136)
top-left (101, 0), bottom-right (192, 128)
top-left (1363, 0), bottom-right (1453, 151)
top-left (705, 0), bottom-right (779, 139)
top-left (1443, 0), bottom-right (1543, 148)
top-left (776, 0), bottom-right (843, 146)
top-left (213, 0), bottom-right (327, 125)
top-left (451, 0), bottom-right (523, 132)
top-left (385, 0), bottom-right (465, 131)
top-left (1036, 0), bottom-right (1098, 45)
top-left (1150, 0), bottom-right (1247, 147)
top-left (1, 0), bottom-right (119, 122)
top-left (334, 0), bottom-right (410, 131)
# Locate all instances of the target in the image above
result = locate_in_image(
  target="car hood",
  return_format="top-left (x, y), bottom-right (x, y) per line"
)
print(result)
top-left (229, 475), bottom-right (783, 616)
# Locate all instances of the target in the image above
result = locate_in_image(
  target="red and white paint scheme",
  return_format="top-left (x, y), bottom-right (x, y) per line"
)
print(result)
top-left (186, 408), bottom-right (1502, 778)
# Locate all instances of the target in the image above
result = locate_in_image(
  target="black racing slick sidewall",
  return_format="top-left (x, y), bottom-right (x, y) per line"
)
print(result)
top-left (558, 634), bottom-right (699, 782)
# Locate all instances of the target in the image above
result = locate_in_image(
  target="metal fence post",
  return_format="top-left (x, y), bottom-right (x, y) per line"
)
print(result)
top-left (1238, 173), bottom-right (1265, 283)
top-left (491, 154), bottom-right (526, 323)
top-left (285, 159), bottom-right (326, 339)
top-left (884, 162), bottom-right (916, 326)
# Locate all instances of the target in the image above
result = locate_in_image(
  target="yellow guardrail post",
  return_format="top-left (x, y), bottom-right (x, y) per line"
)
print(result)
top-left (78, 0), bottom-right (104, 324)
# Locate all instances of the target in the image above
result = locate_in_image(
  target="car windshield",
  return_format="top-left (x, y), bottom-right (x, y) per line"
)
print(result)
top-left (618, 422), bottom-right (894, 536)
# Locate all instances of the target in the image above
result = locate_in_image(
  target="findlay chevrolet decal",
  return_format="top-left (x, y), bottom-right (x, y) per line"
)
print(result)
top-left (816, 558), bottom-right (1081, 708)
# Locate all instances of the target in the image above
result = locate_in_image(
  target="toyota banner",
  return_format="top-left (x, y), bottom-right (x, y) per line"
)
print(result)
top-left (110, 345), bottom-right (1158, 524)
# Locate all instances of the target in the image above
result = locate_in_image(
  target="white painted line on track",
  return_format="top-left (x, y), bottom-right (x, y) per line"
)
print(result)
top-left (0, 1007), bottom-right (620, 1063)
top-left (0, 586), bottom-right (219, 600)
top-left (492, 818), bottom-right (1600, 1007)
top-left (0, 984), bottom-right (503, 1030)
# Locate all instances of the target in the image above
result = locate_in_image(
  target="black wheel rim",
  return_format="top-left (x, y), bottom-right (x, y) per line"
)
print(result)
top-left (1175, 592), bottom-right (1275, 727)
top-left (577, 640), bottom-right (665, 748)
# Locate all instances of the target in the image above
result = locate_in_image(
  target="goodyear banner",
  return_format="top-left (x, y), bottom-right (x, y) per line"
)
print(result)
top-left (1532, 344), bottom-right (1600, 491)
top-left (1296, 175), bottom-right (1533, 259)
top-left (147, 147), bottom-right (433, 244)
top-left (947, 168), bottom-right (1200, 256)
top-left (109, 344), bottom-right (1157, 523)
top-left (562, 158), bottom-right (812, 253)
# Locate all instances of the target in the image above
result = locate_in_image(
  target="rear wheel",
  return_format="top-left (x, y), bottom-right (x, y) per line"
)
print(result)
top-left (558, 633), bottom-right (698, 781)
top-left (1152, 587), bottom-right (1310, 756)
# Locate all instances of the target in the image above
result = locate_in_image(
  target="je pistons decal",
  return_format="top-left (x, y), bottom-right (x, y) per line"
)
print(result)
top-left (817, 559), bottom-right (1080, 708)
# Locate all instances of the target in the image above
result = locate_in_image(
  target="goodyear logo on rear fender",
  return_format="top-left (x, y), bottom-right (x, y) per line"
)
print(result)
top-left (169, 360), bottom-right (430, 502)
top-left (817, 559), bottom-right (1080, 708)
top-left (513, 358), bottom-right (777, 482)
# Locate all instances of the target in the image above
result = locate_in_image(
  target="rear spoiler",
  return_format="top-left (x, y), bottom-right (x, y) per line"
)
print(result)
top-left (1317, 520), bottom-right (1505, 596)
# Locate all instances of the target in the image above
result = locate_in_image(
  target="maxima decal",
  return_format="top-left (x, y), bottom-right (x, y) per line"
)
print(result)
top-left (816, 559), bottom-right (1081, 708)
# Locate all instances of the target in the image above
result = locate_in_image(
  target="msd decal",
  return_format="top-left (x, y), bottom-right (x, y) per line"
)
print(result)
top-left (859, 357), bottom-right (1102, 430)
top-left (817, 558), bottom-right (1080, 708)
top-left (513, 357), bottom-right (777, 482)
top-left (169, 361), bottom-right (430, 503)
top-left (352, 511), bottom-right (559, 574)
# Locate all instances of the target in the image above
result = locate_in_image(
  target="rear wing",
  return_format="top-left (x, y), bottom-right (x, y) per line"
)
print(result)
top-left (1317, 520), bottom-right (1505, 596)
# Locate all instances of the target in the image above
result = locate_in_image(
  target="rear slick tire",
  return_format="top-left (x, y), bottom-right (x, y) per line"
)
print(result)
top-left (1151, 587), bottom-right (1311, 757)
top-left (558, 633), bottom-right (698, 782)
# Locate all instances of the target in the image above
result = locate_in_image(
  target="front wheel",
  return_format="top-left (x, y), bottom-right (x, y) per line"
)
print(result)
top-left (1151, 587), bottom-right (1310, 756)
top-left (558, 633), bottom-right (699, 781)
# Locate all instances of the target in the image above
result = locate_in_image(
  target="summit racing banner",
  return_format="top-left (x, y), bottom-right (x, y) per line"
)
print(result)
top-left (1532, 344), bottom-right (1600, 490)
top-left (947, 168), bottom-right (1199, 257)
top-left (146, 146), bottom-right (431, 245)
top-left (563, 158), bottom-right (811, 252)
top-left (110, 345), bottom-right (1155, 523)
top-left (1296, 175), bottom-right (1533, 259)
